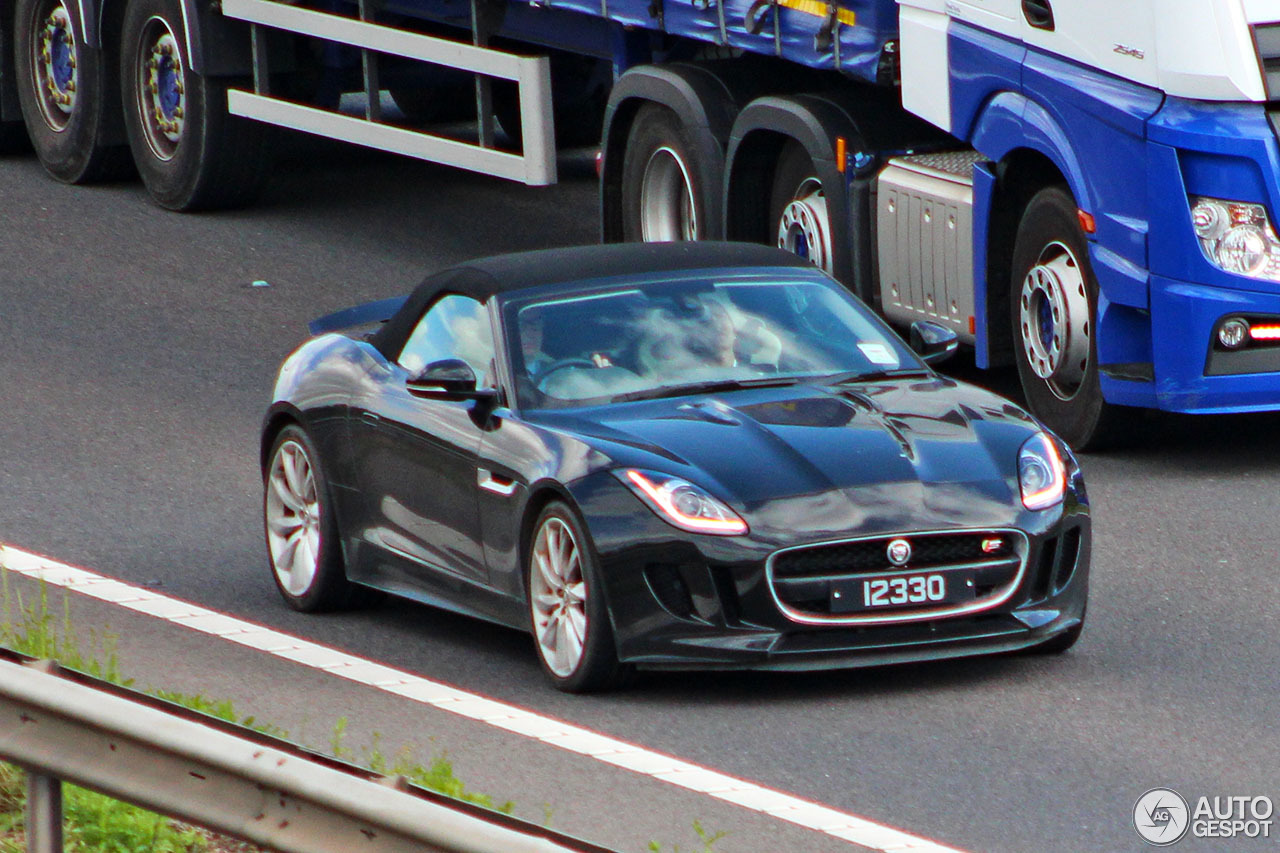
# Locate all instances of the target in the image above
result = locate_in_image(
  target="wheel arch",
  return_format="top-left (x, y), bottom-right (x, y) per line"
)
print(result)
top-left (600, 62), bottom-right (744, 243)
top-left (259, 403), bottom-right (304, 475)
top-left (724, 93), bottom-right (861, 288)
top-left (517, 479), bottom-right (625, 639)
top-left (979, 146), bottom-right (1070, 368)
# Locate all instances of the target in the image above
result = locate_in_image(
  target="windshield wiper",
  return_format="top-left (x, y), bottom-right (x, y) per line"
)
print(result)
top-left (612, 375), bottom-right (803, 403)
top-left (823, 367), bottom-right (933, 385)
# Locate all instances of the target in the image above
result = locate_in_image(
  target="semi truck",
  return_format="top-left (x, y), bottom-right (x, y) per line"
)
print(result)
top-left (3, 0), bottom-right (1280, 448)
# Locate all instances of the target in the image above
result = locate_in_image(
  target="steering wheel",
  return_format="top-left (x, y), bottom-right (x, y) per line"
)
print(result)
top-left (535, 358), bottom-right (600, 391)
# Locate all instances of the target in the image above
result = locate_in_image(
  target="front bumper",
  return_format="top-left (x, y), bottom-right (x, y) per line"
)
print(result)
top-left (1149, 274), bottom-right (1280, 413)
top-left (578, 482), bottom-right (1091, 671)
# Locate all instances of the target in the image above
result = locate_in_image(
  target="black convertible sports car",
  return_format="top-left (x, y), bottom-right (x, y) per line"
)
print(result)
top-left (261, 242), bottom-right (1090, 692)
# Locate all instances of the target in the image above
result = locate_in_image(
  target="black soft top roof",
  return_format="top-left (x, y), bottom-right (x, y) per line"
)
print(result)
top-left (370, 241), bottom-right (814, 359)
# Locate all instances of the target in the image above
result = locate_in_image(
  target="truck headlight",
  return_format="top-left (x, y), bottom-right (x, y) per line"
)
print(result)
top-left (1190, 196), bottom-right (1280, 281)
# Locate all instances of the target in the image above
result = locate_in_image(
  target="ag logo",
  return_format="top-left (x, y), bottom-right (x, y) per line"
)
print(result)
top-left (1134, 788), bottom-right (1190, 846)
top-left (886, 538), bottom-right (912, 566)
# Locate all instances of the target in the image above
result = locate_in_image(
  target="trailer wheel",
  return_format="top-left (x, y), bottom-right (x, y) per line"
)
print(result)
top-left (1011, 187), bottom-right (1129, 449)
top-left (13, 0), bottom-right (130, 181)
top-left (621, 103), bottom-right (705, 242)
top-left (120, 0), bottom-right (269, 210)
top-left (770, 140), bottom-right (834, 274)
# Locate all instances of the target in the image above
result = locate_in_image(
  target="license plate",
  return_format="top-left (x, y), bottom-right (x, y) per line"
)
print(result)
top-left (830, 570), bottom-right (974, 614)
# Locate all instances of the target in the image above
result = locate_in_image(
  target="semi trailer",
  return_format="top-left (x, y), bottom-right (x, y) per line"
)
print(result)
top-left (3, 0), bottom-right (1280, 447)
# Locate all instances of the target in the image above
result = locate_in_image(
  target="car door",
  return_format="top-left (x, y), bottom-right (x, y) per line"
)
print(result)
top-left (350, 294), bottom-right (496, 589)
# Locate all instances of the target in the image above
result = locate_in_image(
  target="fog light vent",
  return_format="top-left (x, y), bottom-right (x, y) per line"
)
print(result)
top-left (644, 564), bottom-right (695, 619)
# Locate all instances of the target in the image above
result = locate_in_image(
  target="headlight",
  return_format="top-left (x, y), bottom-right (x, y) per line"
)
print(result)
top-left (1018, 433), bottom-right (1065, 511)
top-left (616, 469), bottom-right (748, 535)
top-left (1190, 196), bottom-right (1280, 281)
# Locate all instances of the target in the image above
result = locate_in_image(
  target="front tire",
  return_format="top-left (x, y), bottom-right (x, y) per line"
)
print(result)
top-left (1011, 186), bottom-right (1131, 450)
top-left (264, 425), bottom-right (360, 612)
top-left (527, 502), bottom-right (629, 692)
top-left (120, 0), bottom-right (269, 210)
top-left (13, 0), bottom-right (131, 182)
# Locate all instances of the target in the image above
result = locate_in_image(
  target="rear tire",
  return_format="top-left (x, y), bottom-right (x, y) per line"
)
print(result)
top-left (13, 0), bottom-right (132, 182)
top-left (1010, 187), bottom-right (1132, 449)
top-left (120, 0), bottom-right (270, 210)
top-left (621, 103), bottom-right (706, 243)
top-left (527, 502), bottom-right (629, 692)
top-left (769, 140), bottom-right (834, 274)
top-left (264, 425), bottom-right (364, 612)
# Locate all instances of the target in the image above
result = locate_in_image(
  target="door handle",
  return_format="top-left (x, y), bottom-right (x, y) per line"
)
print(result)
top-left (1022, 0), bottom-right (1053, 30)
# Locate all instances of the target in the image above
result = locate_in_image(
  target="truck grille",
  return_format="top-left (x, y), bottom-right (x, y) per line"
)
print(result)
top-left (767, 529), bottom-right (1028, 625)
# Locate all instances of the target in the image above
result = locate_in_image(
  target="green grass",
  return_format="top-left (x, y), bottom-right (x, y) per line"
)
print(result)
top-left (0, 575), bottom-right (512, 850)
top-left (0, 574), bottom-right (722, 852)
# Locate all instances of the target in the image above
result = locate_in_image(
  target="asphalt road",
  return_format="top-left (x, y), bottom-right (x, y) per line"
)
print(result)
top-left (2, 138), bottom-right (1278, 853)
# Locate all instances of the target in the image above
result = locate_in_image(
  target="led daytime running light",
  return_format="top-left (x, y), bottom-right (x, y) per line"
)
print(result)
top-left (624, 470), bottom-right (748, 535)
top-left (1250, 324), bottom-right (1280, 341)
top-left (1020, 434), bottom-right (1065, 511)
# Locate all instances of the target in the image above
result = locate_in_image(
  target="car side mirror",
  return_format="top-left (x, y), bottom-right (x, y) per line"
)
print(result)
top-left (407, 359), bottom-right (496, 401)
top-left (909, 321), bottom-right (959, 365)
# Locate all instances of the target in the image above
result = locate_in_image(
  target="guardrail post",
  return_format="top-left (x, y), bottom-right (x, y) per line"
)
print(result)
top-left (25, 771), bottom-right (63, 853)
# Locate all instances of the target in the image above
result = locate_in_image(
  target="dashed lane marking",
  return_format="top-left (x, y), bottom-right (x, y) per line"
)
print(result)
top-left (0, 543), bottom-right (967, 853)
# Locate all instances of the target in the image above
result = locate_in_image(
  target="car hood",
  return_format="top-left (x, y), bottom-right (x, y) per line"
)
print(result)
top-left (541, 378), bottom-right (1043, 540)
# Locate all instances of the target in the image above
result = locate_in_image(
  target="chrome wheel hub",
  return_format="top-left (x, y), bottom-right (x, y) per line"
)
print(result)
top-left (34, 3), bottom-right (77, 130)
top-left (1018, 240), bottom-right (1091, 401)
top-left (529, 517), bottom-right (587, 677)
top-left (777, 178), bottom-right (833, 274)
top-left (265, 439), bottom-right (321, 597)
top-left (137, 18), bottom-right (185, 160)
top-left (639, 146), bottom-right (697, 242)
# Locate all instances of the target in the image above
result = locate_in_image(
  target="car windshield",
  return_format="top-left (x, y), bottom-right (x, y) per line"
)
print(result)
top-left (505, 272), bottom-right (925, 409)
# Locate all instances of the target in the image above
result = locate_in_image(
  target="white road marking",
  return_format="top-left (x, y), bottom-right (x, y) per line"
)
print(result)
top-left (0, 543), bottom-right (967, 853)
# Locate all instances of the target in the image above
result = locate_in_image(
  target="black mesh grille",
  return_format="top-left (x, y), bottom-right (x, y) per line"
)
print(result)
top-left (773, 532), bottom-right (1015, 580)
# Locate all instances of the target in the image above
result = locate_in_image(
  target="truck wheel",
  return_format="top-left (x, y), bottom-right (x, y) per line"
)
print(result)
top-left (621, 103), bottom-right (704, 242)
top-left (120, 0), bottom-right (269, 210)
top-left (770, 140), bottom-right (833, 274)
top-left (13, 0), bottom-right (130, 182)
top-left (1011, 186), bottom-right (1128, 449)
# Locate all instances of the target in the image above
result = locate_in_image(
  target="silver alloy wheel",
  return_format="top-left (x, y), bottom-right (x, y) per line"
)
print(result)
top-left (1018, 240), bottom-right (1091, 401)
top-left (776, 178), bottom-right (834, 274)
top-left (639, 145), bottom-right (697, 242)
top-left (135, 15), bottom-right (185, 161)
top-left (32, 2), bottom-right (77, 130)
top-left (265, 439), bottom-right (322, 598)
top-left (529, 516), bottom-right (588, 678)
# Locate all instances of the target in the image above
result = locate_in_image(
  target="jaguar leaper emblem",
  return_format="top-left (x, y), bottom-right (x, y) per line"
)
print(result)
top-left (886, 538), bottom-right (912, 566)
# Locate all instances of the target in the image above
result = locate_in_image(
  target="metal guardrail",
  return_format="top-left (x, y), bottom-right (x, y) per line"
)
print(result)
top-left (0, 653), bottom-right (616, 853)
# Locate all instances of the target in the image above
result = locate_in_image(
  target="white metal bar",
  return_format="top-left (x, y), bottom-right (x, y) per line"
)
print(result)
top-left (0, 659), bottom-right (602, 853)
top-left (222, 0), bottom-right (524, 78)
top-left (227, 91), bottom-right (556, 185)
top-left (219, 0), bottom-right (556, 185)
